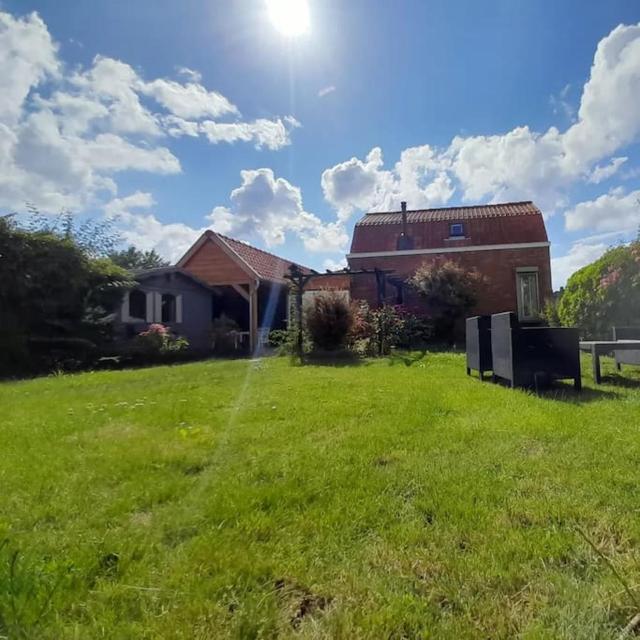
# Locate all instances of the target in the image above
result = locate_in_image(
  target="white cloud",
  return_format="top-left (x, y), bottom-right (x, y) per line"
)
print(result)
top-left (80, 134), bottom-right (181, 174)
top-left (588, 156), bottom-right (628, 184)
top-left (323, 257), bottom-right (347, 271)
top-left (104, 191), bottom-right (204, 262)
top-left (140, 78), bottom-right (238, 119)
top-left (0, 11), bottom-right (58, 123)
top-left (321, 22), bottom-right (640, 222)
top-left (0, 9), bottom-right (299, 215)
top-left (565, 189), bottom-right (640, 232)
top-left (551, 241), bottom-right (609, 288)
top-left (71, 55), bottom-right (162, 137)
top-left (549, 83), bottom-right (575, 120)
top-left (208, 168), bottom-right (348, 253)
top-left (199, 117), bottom-right (299, 150)
top-left (318, 85), bottom-right (336, 98)
top-left (321, 145), bottom-right (454, 220)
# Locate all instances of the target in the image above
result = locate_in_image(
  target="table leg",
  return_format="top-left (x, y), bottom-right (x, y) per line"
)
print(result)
top-left (592, 346), bottom-right (601, 384)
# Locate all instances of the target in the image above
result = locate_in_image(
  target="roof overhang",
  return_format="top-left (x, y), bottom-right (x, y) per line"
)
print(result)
top-left (347, 241), bottom-right (550, 260)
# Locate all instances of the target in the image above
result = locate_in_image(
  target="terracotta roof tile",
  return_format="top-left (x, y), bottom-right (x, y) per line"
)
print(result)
top-left (350, 201), bottom-right (549, 253)
top-left (216, 233), bottom-right (311, 282)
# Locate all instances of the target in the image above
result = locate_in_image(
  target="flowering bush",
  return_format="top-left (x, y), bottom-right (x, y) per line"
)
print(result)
top-left (136, 323), bottom-right (189, 356)
top-left (408, 260), bottom-right (481, 340)
top-left (349, 302), bottom-right (433, 355)
top-left (557, 239), bottom-right (640, 338)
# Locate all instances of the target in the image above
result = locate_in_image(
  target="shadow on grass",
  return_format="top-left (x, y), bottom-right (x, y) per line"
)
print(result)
top-left (386, 351), bottom-right (429, 367)
top-left (598, 372), bottom-right (640, 389)
top-left (300, 351), bottom-right (370, 367)
top-left (537, 383), bottom-right (620, 404)
top-left (482, 375), bottom-right (620, 403)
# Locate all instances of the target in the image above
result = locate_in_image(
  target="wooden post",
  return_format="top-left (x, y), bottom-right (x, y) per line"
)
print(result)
top-left (249, 281), bottom-right (259, 354)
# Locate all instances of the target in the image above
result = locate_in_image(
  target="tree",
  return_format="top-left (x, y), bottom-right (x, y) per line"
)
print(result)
top-left (557, 240), bottom-right (640, 338)
top-left (109, 246), bottom-right (169, 271)
top-left (408, 260), bottom-right (481, 340)
top-left (24, 208), bottom-right (122, 257)
top-left (0, 215), bottom-right (133, 374)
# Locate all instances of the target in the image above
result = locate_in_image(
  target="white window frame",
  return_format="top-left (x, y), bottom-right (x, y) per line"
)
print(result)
top-left (150, 291), bottom-right (183, 323)
top-left (515, 267), bottom-right (540, 322)
top-left (121, 290), bottom-right (154, 323)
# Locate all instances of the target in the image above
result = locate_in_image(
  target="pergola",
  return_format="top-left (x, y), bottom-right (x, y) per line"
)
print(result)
top-left (285, 264), bottom-right (395, 357)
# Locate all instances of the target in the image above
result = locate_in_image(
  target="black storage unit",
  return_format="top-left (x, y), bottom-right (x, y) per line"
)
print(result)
top-left (466, 315), bottom-right (492, 380)
top-left (613, 327), bottom-right (640, 368)
top-left (491, 312), bottom-right (581, 390)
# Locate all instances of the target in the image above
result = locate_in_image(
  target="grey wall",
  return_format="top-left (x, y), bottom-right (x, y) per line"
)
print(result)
top-left (117, 272), bottom-right (213, 351)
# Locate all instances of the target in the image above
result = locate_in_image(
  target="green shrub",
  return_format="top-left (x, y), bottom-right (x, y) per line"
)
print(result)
top-left (408, 260), bottom-right (480, 340)
top-left (557, 241), bottom-right (640, 338)
top-left (305, 292), bottom-right (354, 351)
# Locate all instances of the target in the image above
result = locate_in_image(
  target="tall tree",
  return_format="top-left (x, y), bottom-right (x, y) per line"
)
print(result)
top-left (109, 246), bottom-right (169, 271)
top-left (0, 215), bottom-right (133, 375)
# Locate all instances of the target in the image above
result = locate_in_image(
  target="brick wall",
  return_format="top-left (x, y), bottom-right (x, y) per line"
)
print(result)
top-left (347, 246), bottom-right (552, 316)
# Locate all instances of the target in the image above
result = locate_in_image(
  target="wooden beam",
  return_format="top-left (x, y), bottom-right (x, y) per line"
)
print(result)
top-left (231, 283), bottom-right (250, 302)
top-left (249, 282), bottom-right (259, 353)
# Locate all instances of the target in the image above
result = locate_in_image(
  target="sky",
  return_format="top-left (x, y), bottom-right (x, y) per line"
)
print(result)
top-left (1, 0), bottom-right (640, 287)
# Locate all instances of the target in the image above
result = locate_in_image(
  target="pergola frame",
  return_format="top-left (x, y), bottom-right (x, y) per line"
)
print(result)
top-left (285, 265), bottom-right (395, 358)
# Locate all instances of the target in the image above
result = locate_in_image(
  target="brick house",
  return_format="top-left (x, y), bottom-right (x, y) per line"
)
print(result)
top-left (347, 201), bottom-right (552, 322)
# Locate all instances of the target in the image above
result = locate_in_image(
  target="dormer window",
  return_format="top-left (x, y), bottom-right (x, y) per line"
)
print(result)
top-left (449, 222), bottom-right (464, 238)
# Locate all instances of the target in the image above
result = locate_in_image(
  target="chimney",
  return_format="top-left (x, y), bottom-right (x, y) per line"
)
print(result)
top-left (401, 201), bottom-right (408, 235)
top-left (396, 201), bottom-right (414, 250)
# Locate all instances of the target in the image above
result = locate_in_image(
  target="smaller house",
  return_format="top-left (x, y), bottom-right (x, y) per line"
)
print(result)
top-left (118, 231), bottom-right (313, 352)
top-left (118, 267), bottom-right (215, 351)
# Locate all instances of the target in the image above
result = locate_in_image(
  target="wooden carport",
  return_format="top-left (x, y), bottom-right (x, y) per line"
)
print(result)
top-left (177, 231), bottom-right (308, 352)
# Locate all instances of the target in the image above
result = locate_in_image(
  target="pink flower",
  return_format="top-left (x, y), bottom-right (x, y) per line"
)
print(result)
top-left (600, 268), bottom-right (622, 289)
top-left (139, 323), bottom-right (169, 337)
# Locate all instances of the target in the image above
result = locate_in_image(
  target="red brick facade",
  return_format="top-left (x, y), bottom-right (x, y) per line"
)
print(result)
top-left (347, 201), bottom-right (553, 319)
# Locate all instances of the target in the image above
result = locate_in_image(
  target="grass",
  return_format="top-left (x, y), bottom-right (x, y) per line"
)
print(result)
top-left (1, 352), bottom-right (640, 639)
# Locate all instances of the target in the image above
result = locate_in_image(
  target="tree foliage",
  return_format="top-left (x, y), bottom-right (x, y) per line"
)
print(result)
top-left (408, 260), bottom-right (481, 338)
top-left (557, 240), bottom-right (640, 338)
top-left (109, 246), bottom-right (169, 271)
top-left (23, 208), bottom-right (122, 257)
top-left (0, 215), bottom-right (133, 375)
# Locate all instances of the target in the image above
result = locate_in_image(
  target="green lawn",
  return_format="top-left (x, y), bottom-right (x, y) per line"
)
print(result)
top-left (1, 353), bottom-right (640, 639)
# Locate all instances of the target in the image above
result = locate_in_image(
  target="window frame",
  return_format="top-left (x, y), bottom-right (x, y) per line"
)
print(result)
top-left (515, 267), bottom-right (541, 322)
top-left (449, 222), bottom-right (465, 238)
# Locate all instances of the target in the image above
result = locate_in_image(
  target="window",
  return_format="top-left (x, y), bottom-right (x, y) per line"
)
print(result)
top-left (161, 293), bottom-right (176, 323)
top-left (128, 289), bottom-right (147, 320)
top-left (449, 222), bottom-right (464, 237)
top-left (516, 270), bottom-right (540, 321)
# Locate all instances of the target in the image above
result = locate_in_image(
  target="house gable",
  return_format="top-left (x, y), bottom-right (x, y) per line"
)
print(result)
top-left (178, 233), bottom-right (257, 285)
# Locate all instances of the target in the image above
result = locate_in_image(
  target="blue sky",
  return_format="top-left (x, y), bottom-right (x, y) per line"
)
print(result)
top-left (1, 0), bottom-right (640, 286)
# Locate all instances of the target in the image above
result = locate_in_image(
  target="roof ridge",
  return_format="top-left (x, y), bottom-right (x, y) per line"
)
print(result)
top-left (364, 200), bottom-right (536, 216)
top-left (210, 231), bottom-right (311, 272)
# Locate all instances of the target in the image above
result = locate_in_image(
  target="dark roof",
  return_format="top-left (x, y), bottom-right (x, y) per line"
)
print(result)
top-left (350, 201), bottom-right (549, 253)
top-left (207, 231), bottom-right (312, 282)
top-left (132, 266), bottom-right (214, 290)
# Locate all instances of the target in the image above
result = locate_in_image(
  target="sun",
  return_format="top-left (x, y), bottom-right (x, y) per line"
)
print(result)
top-left (266, 0), bottom-right (310, 37)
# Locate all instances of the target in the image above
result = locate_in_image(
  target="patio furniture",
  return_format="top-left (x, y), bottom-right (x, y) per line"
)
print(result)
top-left (466, 315), bottom-right (492, 380)
top-left (613, 327), bottom-right (640, 370)
top-left (579, 339), bottom-right (640, 384)
top-left (491, 312), bottom-right (581, 390)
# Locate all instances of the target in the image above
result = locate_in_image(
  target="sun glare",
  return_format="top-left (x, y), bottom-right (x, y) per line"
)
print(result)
top-left (266, 0), bottom-right (310, 37)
